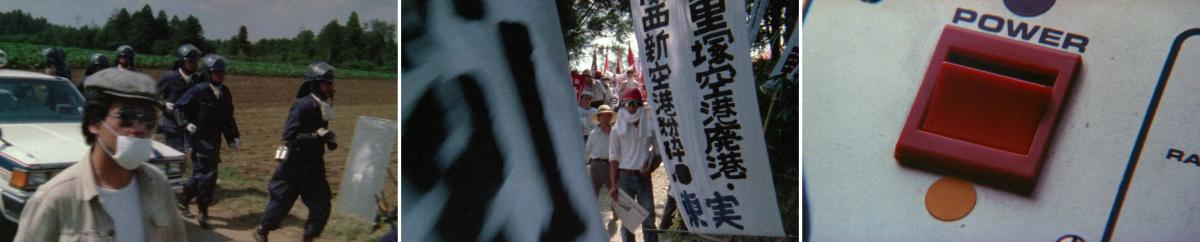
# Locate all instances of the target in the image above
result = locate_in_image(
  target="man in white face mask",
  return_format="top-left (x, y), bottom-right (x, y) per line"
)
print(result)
top-left (16, 68), bottom-right (187, 241)
top-left (608, 88), bottom-right (661, 242)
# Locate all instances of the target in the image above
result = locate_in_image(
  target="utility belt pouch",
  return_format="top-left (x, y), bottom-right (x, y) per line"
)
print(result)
top-left (274, 144), bottom-right (290, 162)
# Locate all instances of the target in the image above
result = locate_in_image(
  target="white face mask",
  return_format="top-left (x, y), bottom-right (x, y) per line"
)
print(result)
top-left (613, 106), bottom-right (643, 136)
top-left (99, 122), bottom-right (154, 170)
top-left (322, 103), bottom-right (335, 121)
top-left (314, 94), bottom-right (334, 121)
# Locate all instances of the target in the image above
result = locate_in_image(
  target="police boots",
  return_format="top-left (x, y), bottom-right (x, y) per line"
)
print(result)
top-left (176, 201), bottom-right (194, 218)
top-left (254, 226), bottom-right (269, 242)
top-left (198, 206), bottom-right (211, 229)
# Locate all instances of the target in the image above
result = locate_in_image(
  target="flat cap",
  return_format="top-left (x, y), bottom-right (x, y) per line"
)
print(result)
top-left (83, 68), bottom-right (163, 108)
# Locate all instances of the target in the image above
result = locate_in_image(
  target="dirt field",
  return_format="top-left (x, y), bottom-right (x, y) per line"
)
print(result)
top-left (105, 69), bottom-right (398, 242)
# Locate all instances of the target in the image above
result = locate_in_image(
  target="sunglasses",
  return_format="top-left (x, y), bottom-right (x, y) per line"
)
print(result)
top-left (625, 101), bottom-right (642, 109)
top-left (109, 108), bottom-right (160, 131)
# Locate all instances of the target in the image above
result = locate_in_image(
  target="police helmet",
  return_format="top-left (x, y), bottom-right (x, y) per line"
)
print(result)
top-left (116, 45), bottom-right (135, 58)
top-left (304, 61), bottom-right (335, 83)
top-left (42, 47), bottom-right (66, 67)
top-left (198, 54), bottom-right (226, 74)
top-left (85, 53), bottom-right (111, 76)
top-left (90, 53), bottom-right (110, 67)
top-left (175, 44), bottom-right (201, 61)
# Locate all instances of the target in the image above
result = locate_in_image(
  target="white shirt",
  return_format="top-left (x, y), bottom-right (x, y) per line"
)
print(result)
top-left (609, 107), bottom-right (656, 170)
top-left (210, 83), bottom-right (222, 98)
top-left (585, 128), bottom-right (611, 160)
top-left (178, 69), bottom-right (193, 84)
top-left (98, 177), bottom-right (145, 242)
top-left (579, 107), bottom-right (597, 137)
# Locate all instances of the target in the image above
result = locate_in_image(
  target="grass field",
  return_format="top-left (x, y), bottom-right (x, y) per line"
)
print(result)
top-left (0, 42), bottom-right (396, 80)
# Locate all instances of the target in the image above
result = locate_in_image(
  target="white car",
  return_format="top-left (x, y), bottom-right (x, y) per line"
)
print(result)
top-left (0, 69), bottom-right (185, 222)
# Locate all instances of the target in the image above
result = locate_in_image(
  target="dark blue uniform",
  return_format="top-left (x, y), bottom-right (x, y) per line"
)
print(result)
top-left (156, 69), bottom-right (197, 151)
top-left (260, 95), bottom-right (333, 238)
top-left (176, 82), bottom-right (239, 211)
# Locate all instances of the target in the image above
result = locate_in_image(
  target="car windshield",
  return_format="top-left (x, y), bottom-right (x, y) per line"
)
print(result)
top-left (0, 78), bottom-right (84, 123)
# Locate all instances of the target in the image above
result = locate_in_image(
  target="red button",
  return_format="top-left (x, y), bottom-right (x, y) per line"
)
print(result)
top-left (895, 25), bottom-right (1081, 194)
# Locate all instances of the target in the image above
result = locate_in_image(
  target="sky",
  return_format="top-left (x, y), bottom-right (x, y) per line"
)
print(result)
top-left (0, 0), bottom-right (397, 41)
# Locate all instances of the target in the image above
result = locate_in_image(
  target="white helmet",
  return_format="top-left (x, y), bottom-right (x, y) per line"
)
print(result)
top-left (0, 49), bottom-right (7, 68)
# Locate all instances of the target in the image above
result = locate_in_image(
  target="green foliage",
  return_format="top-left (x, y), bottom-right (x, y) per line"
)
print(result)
top-left (0, 41), bottom-right (394, 79)
top-left (752, 0), bottom-right (799, 64)
top-left (753, 54), bottom-right (798, 238)
top-left (554, 0), bottom-right (796, 69)
top-left (556, 0), bottom-right (634, 63)
top-left (229, 25), bottom-right (251, 57)
top-left (316, 20), bottom-right (344, 65)
top-left (0, 7), bottom-right (395, 73)
top-left (0, 10), bottom-right (49, 35)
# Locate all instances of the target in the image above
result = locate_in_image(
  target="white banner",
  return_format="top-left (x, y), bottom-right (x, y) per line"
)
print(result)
top-left (629, 0), bottom-right (785, 237)
top-left (400, 0), bottom-right (605, 241)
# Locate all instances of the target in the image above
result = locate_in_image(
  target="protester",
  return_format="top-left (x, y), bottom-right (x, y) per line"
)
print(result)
top-left (609, 88), bottom-right (660, 242)
top-left (578, 90), bottom-right (598, 141)
top-left (586, 104), bottom-right (616, 195)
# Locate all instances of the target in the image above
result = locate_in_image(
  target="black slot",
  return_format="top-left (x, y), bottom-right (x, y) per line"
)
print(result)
top-left (947, 51), bottom-right (1055, 86)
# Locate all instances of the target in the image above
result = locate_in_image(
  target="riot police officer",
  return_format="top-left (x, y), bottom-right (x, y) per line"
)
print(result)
top-left (79, 53), bottom-right (111, 90)
top-left (40, 48), bottom-right (76, 109)
top-left (115, 45), bottom-right (136, 70)
top-left (255, 61), bottom-right (338, 242)
top-left (175, 54), bottom-right (240, 229)
top-left (42, 47), bottom-right (70, 80)
top-left (157, 44), bottom-right (202, 153)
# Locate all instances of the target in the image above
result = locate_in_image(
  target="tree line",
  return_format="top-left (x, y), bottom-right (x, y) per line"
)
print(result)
top-left (0, 5), bottom-right (396, 72)
top-left (554, 0), bottom-right (797, 66)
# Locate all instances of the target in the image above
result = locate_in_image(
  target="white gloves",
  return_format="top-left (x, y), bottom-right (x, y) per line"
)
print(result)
top-left (165, 102), bottom-right (174, 111)
top-left (186, 124), bottom-right (197, 134)
top-left (317, 128), bottom-right (337, 150)
top-left (229, 138), bottom-right (240, 151)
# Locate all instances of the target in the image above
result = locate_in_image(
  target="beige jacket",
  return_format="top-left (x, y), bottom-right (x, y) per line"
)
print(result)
top-left (14, 153), bottom-right (186, 242)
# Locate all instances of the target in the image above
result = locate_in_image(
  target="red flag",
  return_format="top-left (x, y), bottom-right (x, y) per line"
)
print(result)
top-left (628, 42), bottom-right (643, 85)
top-left (627, 46), bottom-right (635, 67)
top-left (615, 48), bottom-right (622, 74)
top-left (603, 48), bottom-right (610, 76)
top-left (571, 71), bottom-right (584, 95)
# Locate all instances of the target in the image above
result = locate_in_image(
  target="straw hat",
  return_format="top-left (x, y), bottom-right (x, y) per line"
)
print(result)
top-left (591, 104), bottom-right (616, 124)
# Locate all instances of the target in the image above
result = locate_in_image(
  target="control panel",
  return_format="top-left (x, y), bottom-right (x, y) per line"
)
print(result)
top-left (804, 0), bottom-right (1200, 240)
